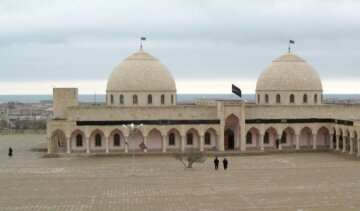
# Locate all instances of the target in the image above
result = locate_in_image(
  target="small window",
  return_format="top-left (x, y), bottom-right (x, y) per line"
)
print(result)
top-left (205, 132), bottom-right (211, 145)
top-left (187, 133), bottom-right (193, 145)
top-left (114, 134), bottom-right (120, 146)
top-left (76, 134), bottom-right (83, 147)
top-left (265, 94), bottom-right (269, 104)
top-left (161, 95), bottom-right (165, 104)
top-left (264, 132), bottom-right (269, 144)
top-left (281, 132), bottom-right (286, 143)
top-left (246, 132), bottom-right (252, 144)
top-left (120, 95), bottom-right (124, 104)
top-left (257, 94), bottom-right (260, 103)
top-left (110, 95), bottom-right (114, 104)
top-left (171, 95), bottom-right (174, 104)
top-left (169, 133), bottom-right (175, 146)
top-left (290, 94), bottom-right (295, 103)
top-left (276, 94), bottom-right (281, 103)
top-left (95, 134), bottom-right (101, 146)
top-left (314, 94), bottom-right (317, 103)
top-left (303, 94), bottom-right (308, 103)
top-left (147, 95), bottom-right (152, 104)
top-left (133, 95), bottom-right (138, 104)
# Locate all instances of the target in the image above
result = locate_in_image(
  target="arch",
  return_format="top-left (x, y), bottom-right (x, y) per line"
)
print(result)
top-left (70, 129), bottom-right (86, 152)
top-left (290, 94), bottom-right (295, 103)
top-left (133, 95), bottom-right (138, 104)
top-left (299, 126), bottom-right (312, 148)
top-left (161, 94), bottom-right (165, 104)
top-left (314, 94), bottom-right (318, 103)
top-left (338, 128), bottom-right (344, 149)
top-left (225, 114), bottom-right (240, 150)
top-left (167, 128), bottom-right (181, 149)
top-left (109, 129), bottom-right (125, 151)
top-left (90, 129), bottom-right (106, 152)
top-left (186, 128), bottom-right (200, 149)
top-left (353, 130), bottom-right (358, 153)
top-left (246, 127), bottom-right (260, 148)
top-left (171, 94), bottom-right (174, 104)
top-left (110, 95), bottom-right (114, 104)
top-left (127, 129), bottom-right (144, 150)
top-left (265, 94), bottom-right (269, 104)
top-left (264, 127), bottom-right (278, 148)
top-left (276, 94), bottom-right (281, 103)
top-left (51, 129), bottom-right (66, 153)
top-left (147, 128), bottom-right (162, 150)
top-left (120, 95), bottom-right (124, 104)
top-left (317, 126), bottom-right (330, 147)
top-left (147, 95), bottom-right (152, 104)
top-left (282, 127), bottom-right (296, 148)
top-left (257, 94), bottom-right (260, 103)
top-left (345, 129), bottom-right (351, 151)
top-left (204, 127), bottom-right (217, 150)
top-left (303, 94), bottom-right (308, 103)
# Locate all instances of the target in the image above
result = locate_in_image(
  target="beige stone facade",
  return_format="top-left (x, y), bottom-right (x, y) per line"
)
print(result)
top-left (47, 49), bottom-right (360, 156)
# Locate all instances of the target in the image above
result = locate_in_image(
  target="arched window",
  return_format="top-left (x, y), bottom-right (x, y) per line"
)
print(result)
top-left (95, 134), bottom-right (102, 146)
top-left (169, 133), bottom-right (175, 146)
top-left (290, 94), bottom-right (295, 103)
top-left (186, 133), bottom-right (193, 145)
top-left (276, 94), bottom-right (281, 103)
top-left (281, 132), bottom-right (286, 143)
top-left (171, 95), bottom-right (174, 104)
top-left (314, 94), bottom-right (317, 103)
top-left (76, 134), bottom-right (83, 147)
top-left (246, 132), bottom-right (252, 144)
top-left (120, 95), bottom-right (124, 104)
top-left (257, 94), bottom-right (260, 103)
top-left (133, 95), bottom-right (138, 104)
top-left (265, 94), bottom-right (269, 104)
top-left (114, 134), bottom-right (120, 146)
top-left (147, 95), bottom-right (152, 104)
top-left (303, 94), bottom-right (308, 103)
top-left (205, 132), bottom-right (211, 145)
top-left (110, 95), bottom-right (114, 104)
top-left (161, 95), bottom-right (165, 104)
top-left (264, 132), bottom-right (269, 144)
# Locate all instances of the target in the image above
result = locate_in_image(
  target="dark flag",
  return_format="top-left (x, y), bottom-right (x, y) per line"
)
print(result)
top-left (141, 37), bottom-right (146, 41)
top-left (289, 40), bottom-right (295, 44)
top-left (232, 84), bottom-right (242, 98)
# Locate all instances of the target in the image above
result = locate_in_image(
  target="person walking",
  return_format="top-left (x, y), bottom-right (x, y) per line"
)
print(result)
top-left (214, 157), bottom-right (219, 170)
top-left (8, 147), bottom-right (13, 157)
top-left (223, 158), bottom-right (228, 170)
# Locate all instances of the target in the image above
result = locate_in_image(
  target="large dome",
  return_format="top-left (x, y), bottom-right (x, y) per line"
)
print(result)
top-left (106, 49), bottom-right (176, 92)
top-left (256, 52), bottom-right (323, 91)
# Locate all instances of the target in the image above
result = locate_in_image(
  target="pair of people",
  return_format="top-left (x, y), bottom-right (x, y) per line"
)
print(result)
top-left (213, 157), bottom-right (228, 170)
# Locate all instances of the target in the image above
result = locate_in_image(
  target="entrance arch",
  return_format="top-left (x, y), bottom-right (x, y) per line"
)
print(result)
top-left (224, 129), bottom-right (234, 150)
top-left (51, 129), bottom-right (66, 153)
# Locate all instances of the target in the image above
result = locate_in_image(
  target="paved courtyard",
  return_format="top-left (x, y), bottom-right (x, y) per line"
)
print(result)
top-left (1, 135), bottom-right (360, 210)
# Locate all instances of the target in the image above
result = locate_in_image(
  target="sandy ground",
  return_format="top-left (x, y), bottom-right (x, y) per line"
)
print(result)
top-left (1, 134), bottom-right (360, 211)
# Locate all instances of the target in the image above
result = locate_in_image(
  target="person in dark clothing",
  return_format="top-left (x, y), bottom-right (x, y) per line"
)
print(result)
top-left (8, 147), bottom-right (13, 157)
top-left (223, 158), bottom-right (228, 170)
top-left (214, 157), bottom-right (219, 170)
top-left (275, 139), bottom-right (279, 149)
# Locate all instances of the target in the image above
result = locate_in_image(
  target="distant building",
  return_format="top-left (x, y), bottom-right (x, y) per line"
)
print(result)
top-left (47, 48), bottom-right (360, 155)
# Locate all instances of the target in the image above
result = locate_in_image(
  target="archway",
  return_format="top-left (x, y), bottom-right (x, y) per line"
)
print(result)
top-left (282, 127), bottom-right (295, 148)
top-left (51, 129), bottom-right (66, 153)
top-left (264, 127), bottom-right (278, 149)
top-left (185, 128), bottom-right (200, 149)
top-left (224, 114), bottom-right (240, 150)
top-left (224, 128), bottom-right (234, 150)
top-left (204, 127), bottom-right (217, 150)
top-left (147, 128), bottom-right (162, 151)
top-left (246, 127), bottom-right (260, 149)
top-left (317, 126), bottom-right (330, 148)
top-left (70, 129), bottom-right (86, 152)
top-left (299, 127), bottom-right (312, 148)
top-left (109, 129), bottom-right (125, 152)
top-left (167, 128), bottom-right (181, 151)
top-left (89, 129), bottom-right (106, 152)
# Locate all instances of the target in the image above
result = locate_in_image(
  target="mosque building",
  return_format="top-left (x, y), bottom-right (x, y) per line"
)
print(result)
top-left (47, 47), bottom-right (360, 155)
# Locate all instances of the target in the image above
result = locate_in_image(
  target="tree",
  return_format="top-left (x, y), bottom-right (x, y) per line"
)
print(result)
top-left (173, 148), bottom-right (206, 168)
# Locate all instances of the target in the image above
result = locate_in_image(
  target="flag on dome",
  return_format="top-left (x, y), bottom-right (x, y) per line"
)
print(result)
top-left (232, 84), bottom-right (242, 98)
top-left (141, 37), bottom-right (146, 41)
top-left (290, 40), bottom-right (295, 44)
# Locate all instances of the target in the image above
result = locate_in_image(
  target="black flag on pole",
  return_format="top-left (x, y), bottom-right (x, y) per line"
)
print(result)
top-left (141, 37), bottom-right (146, 41)
top-left (232, 84), bottom-right (242, 98)
top-left (289, 40), bottom-right (295, 44)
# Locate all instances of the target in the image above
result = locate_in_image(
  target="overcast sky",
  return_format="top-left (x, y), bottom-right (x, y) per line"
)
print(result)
top-left (0, 0), bottom-right (360, 94)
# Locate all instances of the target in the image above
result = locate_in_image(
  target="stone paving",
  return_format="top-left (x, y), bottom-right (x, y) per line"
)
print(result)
top-left (1, 135), bottom-right (360, 210)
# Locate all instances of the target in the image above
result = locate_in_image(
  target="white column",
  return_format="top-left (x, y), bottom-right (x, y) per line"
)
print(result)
top-left (342, 136), bottom-right (346, 153)
top-left (200, 135), bottom-right (204, 152)
top-left (329, 134), bottom-right (334, 150)
top-left (295, 133), bottom-right (300, 150)
top-left (336, 135), bottom-right (339, 150)
top-left (66, 137), bottom-right (71, 154)
top-left (47, 137), bottom-right (51, 154)
top-left (278, 134), bottom-right (282, 150)
top-left (181, 135), bottom-right (185, 152)
top-left (124, 136), bottom-right (129, 153)
top-left (143, 136), bottom-right (148, 152)
top-left (312, 133), bottom-right (317, 150)
top-left (259, 134), bottom-right (264, 151)
top-left (105, 136), bottom-right (109, 153)
top-left (86, 137), bottom-right (90, 154)
top-left (357, 138), bottom-right (360, 157)
top-left (350, 137), bottom-right (354, 155)
top-left (162, 135), bottom-right (167, 153)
